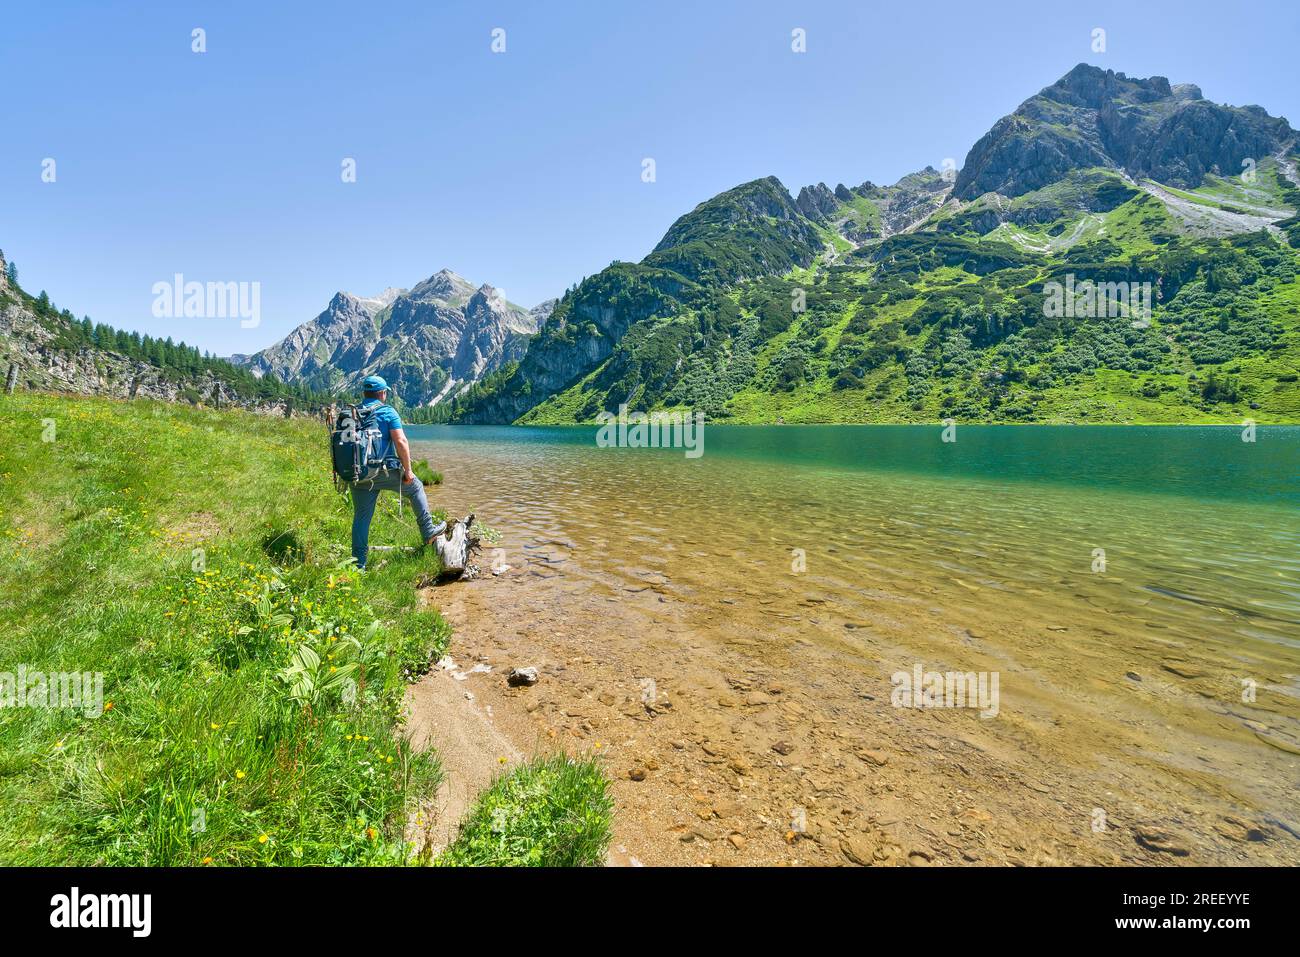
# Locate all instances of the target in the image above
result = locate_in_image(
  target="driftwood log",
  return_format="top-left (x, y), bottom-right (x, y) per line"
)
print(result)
top-left (434, 513), bottom-right (480, 580)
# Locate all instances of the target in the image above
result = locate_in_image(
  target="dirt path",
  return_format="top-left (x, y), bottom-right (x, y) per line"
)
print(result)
top-left (404, 660), bottom-right (522, 855)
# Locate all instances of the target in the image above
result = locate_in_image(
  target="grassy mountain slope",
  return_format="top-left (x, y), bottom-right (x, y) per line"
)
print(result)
top-left (452, 178), bottom-right (816, 424)
top-left (644, 176), bottom-right (824, 283)
top-left (521, 199), bottom-right (1300, 424)
top-left (460, 65), bottom-right (1300, 426)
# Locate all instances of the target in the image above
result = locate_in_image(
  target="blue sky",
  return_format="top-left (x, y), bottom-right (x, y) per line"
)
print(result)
top-left (2, 0), bottom-right (1297, 356)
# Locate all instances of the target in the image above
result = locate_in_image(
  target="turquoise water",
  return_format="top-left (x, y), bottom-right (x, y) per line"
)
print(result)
top-left (409, 423), bottom-right (1300, 645)
top-left (411, 424), bottom-right (1299, 507)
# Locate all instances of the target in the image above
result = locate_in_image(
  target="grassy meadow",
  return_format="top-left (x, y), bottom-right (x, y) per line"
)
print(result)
top-left (0, 391), bottom-right (609, 866)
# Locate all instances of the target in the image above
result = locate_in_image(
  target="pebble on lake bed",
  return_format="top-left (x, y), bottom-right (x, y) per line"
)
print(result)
top-left (507, 666), bottom-right (540, 687)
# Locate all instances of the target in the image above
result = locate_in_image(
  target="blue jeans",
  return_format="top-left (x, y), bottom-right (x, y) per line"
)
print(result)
top-left (350, 470), bottom-right (438, 569)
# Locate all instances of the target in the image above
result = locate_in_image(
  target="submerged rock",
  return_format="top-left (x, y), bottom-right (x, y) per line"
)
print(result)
top-left (1133, 825), bottom-right (1192, 856)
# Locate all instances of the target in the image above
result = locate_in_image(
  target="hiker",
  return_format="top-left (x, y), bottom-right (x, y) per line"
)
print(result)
top-left (345, 375), bottom-right (443, 569)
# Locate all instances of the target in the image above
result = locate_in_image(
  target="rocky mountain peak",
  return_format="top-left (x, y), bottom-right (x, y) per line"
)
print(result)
top-left (450, 283), bottom-right (540, 384)
top-left (954, 64), bottom-right (1297, 200)
top-left (646, 176), bottom-right (821, 283)
top-left (408, 268), bottom-right (475, 305)
top-left (1049, 63), bottom-right (1170, 108)
top-left (471, 282), bottom-right (502, 303)
top-left (529, 298), bottom-right (558, 324)
top-left (355, 286), bottom-right (405, 311)
top-left (321, 291), bottom-right (380, 324)
top-left (238, 268), bottom-right (546, 406)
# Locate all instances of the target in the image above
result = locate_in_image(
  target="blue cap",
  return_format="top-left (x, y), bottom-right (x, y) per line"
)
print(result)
top-left (362, 375), bottom-right (388, 392)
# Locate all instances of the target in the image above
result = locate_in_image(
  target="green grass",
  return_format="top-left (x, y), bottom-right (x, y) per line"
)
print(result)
top-left (411, 459), bottom-right (442, 486)
top-left (834, 193), bottom-right (883, 238)
top-left (1096, 193), bottom-right (1180, 252)
top-left (436, 754), bottom-right (613, 867)
top-left (0, 392), bottom-right (613, 866)
top-left (0, 393), bottom-right (451, 864)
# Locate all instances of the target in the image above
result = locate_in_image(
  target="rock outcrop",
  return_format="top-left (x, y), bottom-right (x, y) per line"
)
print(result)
top-left (795, 167), bottom-right (952, 246)
top-left (795, 182), bottom-right (839, 221)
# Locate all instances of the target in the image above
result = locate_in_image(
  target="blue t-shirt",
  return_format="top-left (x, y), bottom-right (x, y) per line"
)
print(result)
top-left (361, 399), bottom-right (403, 464)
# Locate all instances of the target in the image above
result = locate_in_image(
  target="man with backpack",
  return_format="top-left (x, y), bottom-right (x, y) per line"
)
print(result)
top-left (334, 375), bottom-right (443, 570)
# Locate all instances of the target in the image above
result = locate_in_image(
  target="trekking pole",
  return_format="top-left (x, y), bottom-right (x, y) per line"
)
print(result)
top-left (325, 404), bottom-right (339, 493)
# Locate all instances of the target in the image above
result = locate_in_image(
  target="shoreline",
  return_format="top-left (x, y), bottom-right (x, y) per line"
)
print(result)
top-left (408, 499), bottom-right (1300, 866)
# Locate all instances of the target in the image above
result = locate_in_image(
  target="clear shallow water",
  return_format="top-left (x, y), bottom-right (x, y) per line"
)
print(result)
top-left (409, 424), bottom-right (1300, 646)
top-left (410, 423), bottom-right (1300, 826)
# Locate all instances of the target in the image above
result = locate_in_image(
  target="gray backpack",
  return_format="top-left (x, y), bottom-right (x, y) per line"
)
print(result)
top-left (331, 404), bottom-right (388, 483)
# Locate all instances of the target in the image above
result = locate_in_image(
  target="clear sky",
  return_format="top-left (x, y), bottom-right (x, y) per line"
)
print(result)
top-left (2, 0), bottom-right (1297, 356)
